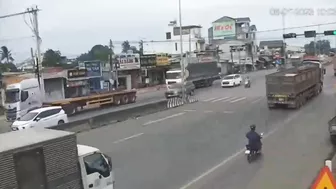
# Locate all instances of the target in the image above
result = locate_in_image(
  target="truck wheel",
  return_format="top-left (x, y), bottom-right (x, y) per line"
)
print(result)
top-left (190, 90), bottom-right (195, 96)
top-left (130, 95), bottom-right (136, 103)
top-left (114, 97), bottom-right (121, 105)
top-left (122, 95), bottom-right (129, 104)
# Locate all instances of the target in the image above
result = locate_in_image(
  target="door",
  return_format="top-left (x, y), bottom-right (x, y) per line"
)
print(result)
top-left (34, 109), bottom-right (56, 128)
top-left (14, 147), bottom-right (47, 189)
top-left (83, 153), bottom-right (113, 189)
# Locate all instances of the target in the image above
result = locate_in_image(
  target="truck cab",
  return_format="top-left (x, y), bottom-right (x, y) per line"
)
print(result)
top-left (165, 69), bottom-right (182, 85)
top-left (77, 145), bottom-right (115, 189)
top-left (3, 78), bottom-right (42, 121)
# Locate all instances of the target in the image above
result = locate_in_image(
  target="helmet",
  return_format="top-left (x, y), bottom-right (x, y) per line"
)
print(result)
top-left (250, 124), bottom-right (256, 131)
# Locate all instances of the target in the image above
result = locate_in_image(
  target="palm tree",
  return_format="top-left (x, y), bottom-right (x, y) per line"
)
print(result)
top-left (0, 46), bottom-right (14, 64)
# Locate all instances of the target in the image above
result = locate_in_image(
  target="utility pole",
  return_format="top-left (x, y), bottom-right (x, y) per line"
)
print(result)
top-left (139, 40), bottom-right (144, 55)
top-left (109, 39), bottom-right (118, 89)
top-left (178, 0), bottom-right (186, 102)
top-left (109, 39), bottom-right (114, 90)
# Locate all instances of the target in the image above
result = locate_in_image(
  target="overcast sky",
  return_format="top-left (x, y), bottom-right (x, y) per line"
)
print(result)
top-left (1, 0), bottom-right (336, 62)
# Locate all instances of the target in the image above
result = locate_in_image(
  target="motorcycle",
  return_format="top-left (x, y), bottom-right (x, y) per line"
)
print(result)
top-left (244, 80), bottom-right (251, 88)
top-left (245, 132), bottom-right (263, 163)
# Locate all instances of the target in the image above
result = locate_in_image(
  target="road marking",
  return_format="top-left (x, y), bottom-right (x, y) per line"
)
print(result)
top-left (179, 111), bottom-right (300, 189)
top-left (203, 97), bottom-right (217, 102)
top-left (143, 112), bottom-right (185, 126)
top-left (223, 111), bottom-right (234, 114)
top-left (204, 110), bottom-right (213, 113)
top-left (113, 133), bottom-right (144, 144)
top-left (184, 109), bottom-right (196, 112)
top-left (251, 97), bottom-right (263, 104)
top-left (230, 97), bottom-right (247, 103)
top-left (211, 97), bottom-right (230, 102)
top-left (222, 97), bottom-right (237, 102)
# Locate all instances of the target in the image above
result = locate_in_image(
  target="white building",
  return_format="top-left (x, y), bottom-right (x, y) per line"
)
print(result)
top-left (143, 23), bottom-right (206, 55)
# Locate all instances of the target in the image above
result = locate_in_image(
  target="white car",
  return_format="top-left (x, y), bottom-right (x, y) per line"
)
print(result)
top-left (221, 74), bottom-right (243, 87)
top-left (11, 106), bottom-right (69, 131)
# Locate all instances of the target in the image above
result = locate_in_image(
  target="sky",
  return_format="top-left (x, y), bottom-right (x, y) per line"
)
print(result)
top-left (1, 0), bottom-right (336, 62)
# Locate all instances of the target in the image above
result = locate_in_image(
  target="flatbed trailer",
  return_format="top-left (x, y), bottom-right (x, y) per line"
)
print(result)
top-left (266, 65), bottom-right (322, 109)
top-left (44, 89), bottom-right (137, 115)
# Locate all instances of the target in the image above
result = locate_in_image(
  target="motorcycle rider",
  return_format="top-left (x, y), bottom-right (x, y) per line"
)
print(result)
top-left (246, 124), bottom-right (262, 152)
top-left (245, 76), bottom-right (251, 87)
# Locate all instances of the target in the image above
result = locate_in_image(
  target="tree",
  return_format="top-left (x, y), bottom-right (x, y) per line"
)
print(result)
top-left (122, 41), bottom-right (131, 53)
top-left (304, 40), bottom-right (331, 55)
top-left (0, 46), bottom-right (14, 63)
top-left (77, 44), bottom-right (110, 61)
top-left (42, 49), bottom-right (62, 67)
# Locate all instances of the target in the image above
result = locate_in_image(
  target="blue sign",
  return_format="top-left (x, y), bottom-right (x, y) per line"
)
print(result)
top-left (85, 61), bottom-right (102, 77)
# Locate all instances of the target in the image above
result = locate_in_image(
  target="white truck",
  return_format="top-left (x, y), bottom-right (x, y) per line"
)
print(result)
top-left (2, 76), bottom-right (42, 121)
top-left (0, 128), bottom-right (114, 189)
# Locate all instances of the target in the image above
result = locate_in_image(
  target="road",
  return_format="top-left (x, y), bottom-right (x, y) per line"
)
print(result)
top-left (76, 67), bottom-right (336, 189)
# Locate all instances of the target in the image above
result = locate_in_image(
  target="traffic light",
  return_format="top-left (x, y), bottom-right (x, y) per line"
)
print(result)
top-left (324, 30), bottom-right (336, 36)
top-left (283, 33), bottom-right (297, 39)
top-left (304, 30), bottom-right (316, 38)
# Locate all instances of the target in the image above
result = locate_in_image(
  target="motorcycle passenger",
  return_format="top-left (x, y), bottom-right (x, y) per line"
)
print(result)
top-left (246, 124), bottom-right (262, 152)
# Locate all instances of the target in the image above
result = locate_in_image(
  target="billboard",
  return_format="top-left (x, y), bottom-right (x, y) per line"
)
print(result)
top-left (212, 20), bottom-right (236, 38)
top-left (84, 61), bottom-right (102, 77)
top-left (116, 53), bottom-right (141, 70)
top-left (156, 54), bottom-right (170, 66)
top-left (140, 54), bottom-right (156, 68)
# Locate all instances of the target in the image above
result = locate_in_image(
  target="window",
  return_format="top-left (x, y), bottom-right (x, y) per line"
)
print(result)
top-left (166, 32), bottom-right (171, 39)
top-left (5, 88), bottom-right (20, 103)
top-left (84, 153), bottom-right (110, 177)
top-left (20, 112), bottom-right (39, 121)
top-left (21, 90), bottom-right (29, 102)
top-left (36, 110), bottom-right (56, 119)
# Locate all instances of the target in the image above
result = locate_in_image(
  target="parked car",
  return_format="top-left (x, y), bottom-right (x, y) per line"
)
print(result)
top-left (165, 81), bottom-right (195, 98)
top-left (11, 106), bottom-right (69, 131)
top-left (221, 74), bottom-right (243, 87)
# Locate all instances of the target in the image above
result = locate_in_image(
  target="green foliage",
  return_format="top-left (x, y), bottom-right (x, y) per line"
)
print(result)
top-left (77, 45), bottom-right (110, 61)
top-left (42, 49), bottom-right (62, 67)
top-left (0, 46), bottom-right (14, 63)
top-left (121, 40), bottom-right (139, 53)
top-left (304, 40), bottom-right (331, 55)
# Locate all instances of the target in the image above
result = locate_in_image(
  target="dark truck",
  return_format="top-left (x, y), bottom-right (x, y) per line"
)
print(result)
top-left (266, 64), bottom-right (323, 109)
top-left (0, 128), bottom-right (114, 189)
top-left (328, 117), bottom-right (336, 145)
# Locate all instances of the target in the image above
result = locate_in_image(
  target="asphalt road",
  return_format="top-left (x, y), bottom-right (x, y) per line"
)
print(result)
top-left (76, 67), bottom-right (329, 189)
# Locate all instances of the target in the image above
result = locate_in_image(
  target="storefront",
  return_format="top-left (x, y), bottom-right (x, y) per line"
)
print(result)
top-left (116, 53), bottom-right (141, 89)
top-left (85, 61), bottom-right (103, 92)
top-left (65, 69), bottom-right (90, 98)
top-left (154, 53), bottom-right (170, 84)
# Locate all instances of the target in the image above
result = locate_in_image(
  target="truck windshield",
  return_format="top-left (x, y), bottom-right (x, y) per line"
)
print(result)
top-left (5, 89), bottom-right (20, 103)
top-left (20, 112), bottom-right (38, 121)
top-left (166, 72), bottom-right (181, 79)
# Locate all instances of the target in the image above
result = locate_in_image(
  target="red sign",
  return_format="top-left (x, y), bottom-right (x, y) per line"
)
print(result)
top-left (311, 166), bottom-right (336, 189)
top-left (214, 25), bottom-right (233, 31)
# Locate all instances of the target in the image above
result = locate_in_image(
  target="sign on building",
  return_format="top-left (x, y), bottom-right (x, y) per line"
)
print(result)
top-left (84, 61), bottom-right (102, 77)
top-left (116, 53), bottom-right (141, 70)
top-left (212, 20), bottom-right (236, 38)
top-left (67, 69), bottom-right (87, 78)
top-left (140, 54), bottom-right (156, 68)
top-left (156, 53), bottom-right (170, 66)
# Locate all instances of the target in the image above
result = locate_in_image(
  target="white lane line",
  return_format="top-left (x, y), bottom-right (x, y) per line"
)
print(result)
top-left (143, 112), bottom-right (186, 126)
top-left (211, 97), bottom-right (230, 103)
top-left (113, 133), bottom-right (144, 144)
top-left (203, 97), bottom-right (217, 102)
top-left (230, 97), bottom-right (247, 103)
top-left (222, 97), bottom-right (237, 102)
top-left (223, 111), bottom-right (234, 114)
top-left (204, 110), bottom-right (213, 113)
top-left (179, 111), bottom-right (300, 189)
top-left (251, 97), bottom-right (263, 104)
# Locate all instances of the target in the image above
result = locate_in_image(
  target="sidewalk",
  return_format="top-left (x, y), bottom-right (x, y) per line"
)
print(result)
top-left (136, 84), bottom-right (166, 94)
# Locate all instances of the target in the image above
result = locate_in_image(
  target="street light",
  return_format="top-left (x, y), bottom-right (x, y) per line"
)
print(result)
top-left (178, 0), bottom-right (186, 102)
